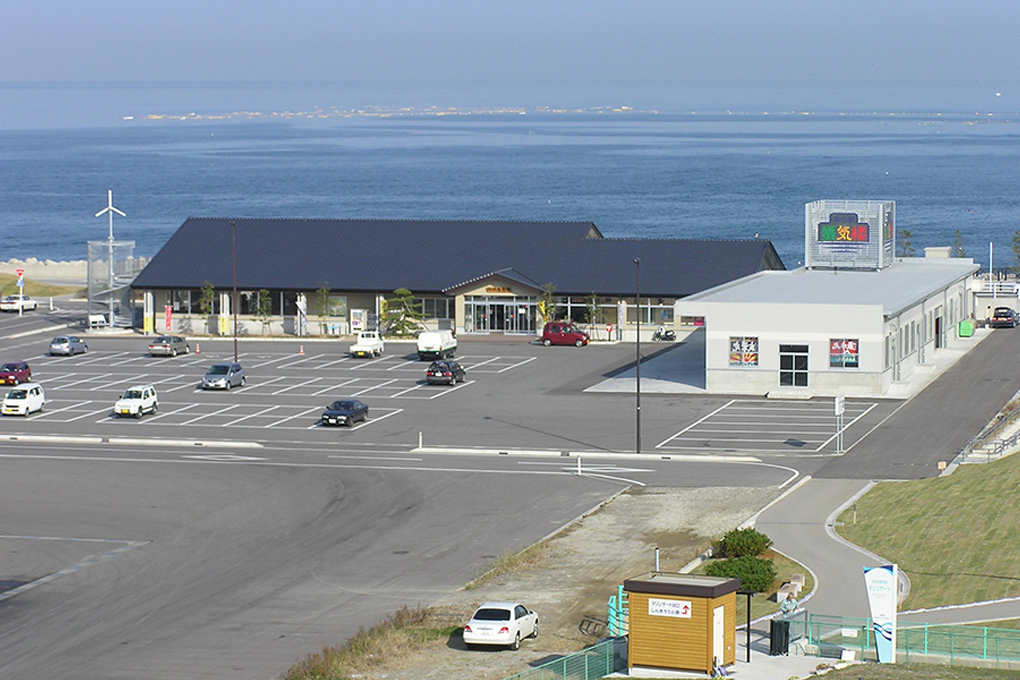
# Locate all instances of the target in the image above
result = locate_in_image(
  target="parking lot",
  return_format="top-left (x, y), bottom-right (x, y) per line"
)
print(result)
top-left (17, 344), bottom-right (537, 433)
top-left (656, 398), bottom-right (880, 454)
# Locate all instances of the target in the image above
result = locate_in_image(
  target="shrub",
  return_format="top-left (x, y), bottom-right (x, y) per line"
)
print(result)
top-left (714, 527), bottom-right (772, 558)
top-left (705, 555), bottom-right (777, 592)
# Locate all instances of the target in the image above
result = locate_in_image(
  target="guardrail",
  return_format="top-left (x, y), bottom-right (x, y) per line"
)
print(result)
top-left (501, 637), bottom-right (626, 680)
top-left (791, 615), bottom-right (1020, 667)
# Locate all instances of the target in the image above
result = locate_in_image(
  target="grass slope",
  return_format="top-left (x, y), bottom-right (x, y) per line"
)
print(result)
top-left (836, 453), bottom-right (1020, 610)
top-left (0, 273), bottom-right (81, 298)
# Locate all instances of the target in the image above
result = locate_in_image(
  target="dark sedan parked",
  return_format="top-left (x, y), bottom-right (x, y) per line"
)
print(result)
top-left (320, 399), bottom-right (369, 427)
top-left (426, 360), bottom-right (466, 385)
top-left (988, 306), bottom-right (1019, 329)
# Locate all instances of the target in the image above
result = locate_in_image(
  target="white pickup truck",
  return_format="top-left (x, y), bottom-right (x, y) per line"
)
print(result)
top-left (349, 331), bottom-right (384, 358)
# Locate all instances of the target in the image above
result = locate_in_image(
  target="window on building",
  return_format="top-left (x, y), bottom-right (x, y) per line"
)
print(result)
top-left (417, 297), bottom-right (454, 320)
top-left (729, 336), bottom-right (759, 366)
top-left (779, 344), bottom-right (809, 387)
top-left (830, 339), bottom-right (859, 369)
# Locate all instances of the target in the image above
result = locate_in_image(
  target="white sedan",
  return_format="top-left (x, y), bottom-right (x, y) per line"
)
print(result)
top-left (2, 383), bottom-right (45, 416)
top-left (113, 384), bottom-right (158, 418)
top-left (463, 602), bottom-right (538, 650)
top-left (0, 295), bottom-right (38, 312)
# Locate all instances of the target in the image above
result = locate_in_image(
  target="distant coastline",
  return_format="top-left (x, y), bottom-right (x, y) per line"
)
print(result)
top-left (0, 258), bottom-right (88, 285)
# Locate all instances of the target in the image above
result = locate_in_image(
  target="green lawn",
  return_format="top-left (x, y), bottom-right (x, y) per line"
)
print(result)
top-left (0, 273), bottom-right (81, 298)
top-left (835, 453), bottom-right (1020, 611)
top-left (821, 663), bottom-right (1019, 679)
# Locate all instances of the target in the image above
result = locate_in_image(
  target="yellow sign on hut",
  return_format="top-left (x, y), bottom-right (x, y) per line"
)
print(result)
top-left (624, 572), bottom-right (740, 675)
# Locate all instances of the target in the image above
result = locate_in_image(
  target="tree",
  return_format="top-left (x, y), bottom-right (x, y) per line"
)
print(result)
top-left (317, 282), bottom-right (331, 335)
top-left (385, 288), bottom-right (424, 336)
top-left (538, 283), bottom-right (558, 325)
top-left (199, 281), bottom-right (216, 334)
top-left (256, 288), bottom-right (273, 334)
top-left (897, 228), bottom-right (915, 257)
top-left (585, 292), bottom-right (601, 340)
top-left (1011, 231), bottom-right (1020, 277)
top-left (951, 230), bottom-right (967, 258)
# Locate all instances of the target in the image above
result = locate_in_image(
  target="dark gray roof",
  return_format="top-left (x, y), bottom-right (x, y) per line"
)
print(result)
top-left (132, 218), bottom-right (785, 297)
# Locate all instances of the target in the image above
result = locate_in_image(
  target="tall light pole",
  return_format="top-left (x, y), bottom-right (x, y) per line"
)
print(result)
top-left (231, 221), bottom-right (239, 363)
top-left (634, 257), bottom-right (642, 454)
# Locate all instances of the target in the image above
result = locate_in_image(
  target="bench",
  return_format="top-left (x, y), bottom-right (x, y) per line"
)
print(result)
top-left (87, 313), bottom-right (107, 329)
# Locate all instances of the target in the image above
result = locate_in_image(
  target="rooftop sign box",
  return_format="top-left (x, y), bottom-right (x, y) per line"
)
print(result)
top-left (806, 199), bottom-right (895, 270)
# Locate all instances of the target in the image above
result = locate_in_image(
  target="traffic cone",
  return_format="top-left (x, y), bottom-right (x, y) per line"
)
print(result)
top-left (195, 343), bottom-right (201, 354)
top-left (298, 344), bottom-right (305, 355)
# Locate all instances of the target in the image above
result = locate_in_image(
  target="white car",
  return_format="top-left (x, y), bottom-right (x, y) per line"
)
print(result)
top-left (114, 384), bottom-right (158, 418)
top-left (2, 383), bottom-right (45, 416)
top-left (463, 602), bottom-right (539, 650)
top-left (348, 331), bottom-right (384, 358)
top-left (0, 294), bottom-right (38, 312)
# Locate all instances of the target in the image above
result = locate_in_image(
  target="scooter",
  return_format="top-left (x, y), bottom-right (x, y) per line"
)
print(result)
top-left (651, 326), bottom-right (676, 342)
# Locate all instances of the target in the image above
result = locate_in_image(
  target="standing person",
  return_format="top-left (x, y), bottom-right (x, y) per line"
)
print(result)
top-left (779, 592), bottom-right (798, 618)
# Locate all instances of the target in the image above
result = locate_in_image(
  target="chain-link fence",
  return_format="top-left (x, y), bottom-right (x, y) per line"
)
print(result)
top-left (501, 637), bottom-right (626, 680)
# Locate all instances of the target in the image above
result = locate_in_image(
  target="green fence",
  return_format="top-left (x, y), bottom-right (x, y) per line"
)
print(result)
top-left (502, 637), bottom-right (626, 680)
top-left (790, 614), bottom-right (1020, 667)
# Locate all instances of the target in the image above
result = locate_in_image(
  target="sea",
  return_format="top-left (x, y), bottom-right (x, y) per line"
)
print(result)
top-left (1, 79), bottom-right (1019, 270)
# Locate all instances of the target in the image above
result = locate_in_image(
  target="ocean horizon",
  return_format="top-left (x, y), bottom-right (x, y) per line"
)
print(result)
top-left (1, 80), bottom-right (1018, 269)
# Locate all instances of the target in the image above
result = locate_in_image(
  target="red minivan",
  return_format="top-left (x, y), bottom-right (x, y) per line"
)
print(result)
top-left (541, 322), bottom-right (590, 347)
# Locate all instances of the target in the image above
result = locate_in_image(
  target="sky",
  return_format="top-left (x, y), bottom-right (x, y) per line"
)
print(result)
top-left (3, 0), bottom-right (1019, 84)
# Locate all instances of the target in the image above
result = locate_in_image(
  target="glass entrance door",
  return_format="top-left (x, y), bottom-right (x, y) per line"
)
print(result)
top-left (465, 296), bottom-right (537, 334)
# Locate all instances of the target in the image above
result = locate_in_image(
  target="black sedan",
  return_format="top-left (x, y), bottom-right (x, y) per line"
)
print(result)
top-left (320, 399), bottom-right (369, 427)
top-left (426, 360), bottom-right (466, 385)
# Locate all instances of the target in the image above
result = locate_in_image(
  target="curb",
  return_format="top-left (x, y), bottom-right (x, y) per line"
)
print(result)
top-left (0, 433), bottom-right (262, 449)
top-left (412, 445), bottom-right (760, 463)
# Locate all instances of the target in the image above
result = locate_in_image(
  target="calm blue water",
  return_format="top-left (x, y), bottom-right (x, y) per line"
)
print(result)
top-left (1, 81), bottom-right (1018, 268)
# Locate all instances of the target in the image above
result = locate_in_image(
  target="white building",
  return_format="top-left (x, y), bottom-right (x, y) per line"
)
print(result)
top-left (675, 200), bottom-right (981, 397)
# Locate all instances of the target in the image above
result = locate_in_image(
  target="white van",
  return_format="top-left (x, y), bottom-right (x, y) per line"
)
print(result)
top-left (417, 330), bottom-right (457, 360)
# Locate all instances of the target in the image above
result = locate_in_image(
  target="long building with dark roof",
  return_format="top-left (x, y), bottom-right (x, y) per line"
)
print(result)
top-left (131, 218), bottom-right (784, 337)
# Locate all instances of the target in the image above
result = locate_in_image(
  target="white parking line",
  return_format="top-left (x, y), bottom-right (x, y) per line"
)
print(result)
top-left (497, 356), bottom-right (537, 373)
top-left (162, 381), bottom-right (201, 393)
top-left (179, 404), bottom-right (240, 425)
top-left (230, 405), bottom-right (288, 425)
top-left (277, 355), bottom-right (322, 369)
top-left (466, 356), bottom-right (500, 369)
top-left (270, 377), bottom-right (323, 395)
top-left (32, 400), bottom-right (95, 418)
top-left (814, 402), bottom-right (879, 451)
top-left (350, 378), bottom-right (399, 396)
top-left (390, 382), bottom-right (427, 397)
top-left (145, 403), bottom-right (201, 422)
top-left (349, 356), bottom-right (388, 369)
top-left (656, 399), bottom-right (736, 448)
top-left (76, 351), bottom-right (134, 366)
top-left (310, 378), bottom-right (360, 396)
top-left (316, 356), bottom-right (352, 369)
top-left (90, 375), bottom-right (152, 392)
top-left (57, 373), bottom-right (115, 389)
top-left (426, 380), bottom-right (474, 398)
top-left (267, 406), bottom-right (323, 428)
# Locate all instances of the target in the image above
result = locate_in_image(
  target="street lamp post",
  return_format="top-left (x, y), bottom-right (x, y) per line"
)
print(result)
top-left (634, 257), bottom-right (641, 454)
top-left (231, 221), bottom-right (239, 363)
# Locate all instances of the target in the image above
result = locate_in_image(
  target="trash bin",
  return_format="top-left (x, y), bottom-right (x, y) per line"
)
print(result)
top-left (959, 320), bottom-right (974, 337)
top-left (769, 619), bottom-right (790, 656)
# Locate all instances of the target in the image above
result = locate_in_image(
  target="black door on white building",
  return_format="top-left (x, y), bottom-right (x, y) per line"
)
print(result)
top-left (779, 344), bottom-right (809, 387)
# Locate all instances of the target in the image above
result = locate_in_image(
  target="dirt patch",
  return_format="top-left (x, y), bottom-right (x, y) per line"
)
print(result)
top-left (371, 485), bottom-right (782, 680)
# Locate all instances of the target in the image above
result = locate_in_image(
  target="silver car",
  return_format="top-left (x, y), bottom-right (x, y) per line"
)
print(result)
top-left (148, 335), bottom-right (190, 357)
top-left (49, 335), bottom-right (88, 356)
top-left (201, 363), bottom-right (245, 390)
